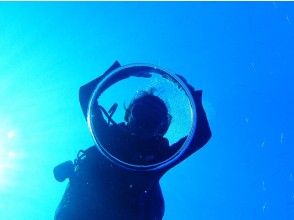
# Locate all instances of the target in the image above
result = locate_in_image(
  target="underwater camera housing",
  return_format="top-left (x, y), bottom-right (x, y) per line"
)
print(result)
top-left (85, 61), bottom-right (197, 172)
top-left (53, 61), bottom-right (197, 181)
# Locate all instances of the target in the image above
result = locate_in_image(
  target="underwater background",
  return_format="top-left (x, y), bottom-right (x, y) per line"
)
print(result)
top-left (0, 2), bottom-right (293, 219)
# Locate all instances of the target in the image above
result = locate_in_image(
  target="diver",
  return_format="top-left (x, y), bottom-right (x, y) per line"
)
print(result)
top-left (54, 61), bottom-right (212, 220)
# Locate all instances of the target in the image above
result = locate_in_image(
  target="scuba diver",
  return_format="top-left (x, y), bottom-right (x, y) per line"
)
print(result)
top-left (54, 61), bottom-right (211, 220)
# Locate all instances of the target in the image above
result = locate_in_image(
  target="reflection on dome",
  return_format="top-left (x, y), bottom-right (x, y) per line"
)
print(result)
top-left (87, 64), bottom-right (197, 171)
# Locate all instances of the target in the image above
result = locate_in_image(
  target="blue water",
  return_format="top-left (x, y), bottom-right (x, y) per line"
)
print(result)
top-left (0, 2), bottom-right (293, 219)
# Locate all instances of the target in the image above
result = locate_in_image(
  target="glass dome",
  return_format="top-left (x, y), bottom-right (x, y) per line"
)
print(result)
top-left (87, 64), bottom-right (197, 171)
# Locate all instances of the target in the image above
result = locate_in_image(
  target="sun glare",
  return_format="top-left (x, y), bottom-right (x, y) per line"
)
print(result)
top-left (0, 129), bottom-right (19, 190)
top-left (7, 131), bottom-right (15, 139)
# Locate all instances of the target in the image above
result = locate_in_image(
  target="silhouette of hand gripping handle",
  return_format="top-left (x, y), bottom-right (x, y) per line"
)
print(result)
top-left (79, 61), bottom-right (151, 119)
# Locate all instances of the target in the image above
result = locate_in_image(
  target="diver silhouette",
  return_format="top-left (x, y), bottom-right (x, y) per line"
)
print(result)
top-left (54, 61), bottom-right (211, 220)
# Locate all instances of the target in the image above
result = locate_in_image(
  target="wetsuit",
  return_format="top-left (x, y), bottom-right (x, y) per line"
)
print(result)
top-left (54, 62), bottom-right (211, 220)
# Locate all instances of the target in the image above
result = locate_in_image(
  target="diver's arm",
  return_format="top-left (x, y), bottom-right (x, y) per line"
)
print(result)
top-left (170, 89), bottom-right (211, 165)
top-left (182, 90), bottom-right (211, 157)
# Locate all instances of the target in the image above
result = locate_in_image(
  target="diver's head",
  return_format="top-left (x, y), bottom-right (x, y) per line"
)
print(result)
top-left (125, 91), bottom-right (171, 138)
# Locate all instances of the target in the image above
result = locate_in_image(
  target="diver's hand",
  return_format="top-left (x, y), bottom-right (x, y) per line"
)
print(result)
top-left (100, 67), bottom-right (151, 93)
top-left (176, 74), bottom-right (202, 105)
top-left (176, 74), bottom-right (196, 91)
top-left (113, 66), bottom-right (152, 81)
top-left (122, 66), bottom-right (152, 78)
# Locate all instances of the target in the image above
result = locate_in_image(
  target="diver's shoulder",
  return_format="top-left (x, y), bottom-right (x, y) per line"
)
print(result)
top-left (78, 146), bottom-right (103, 161)
top-left (83, 145), bottom-right (99, 156)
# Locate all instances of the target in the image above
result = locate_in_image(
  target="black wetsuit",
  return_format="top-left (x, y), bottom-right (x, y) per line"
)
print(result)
top-left (55, 62), bottom-right (211, 220)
